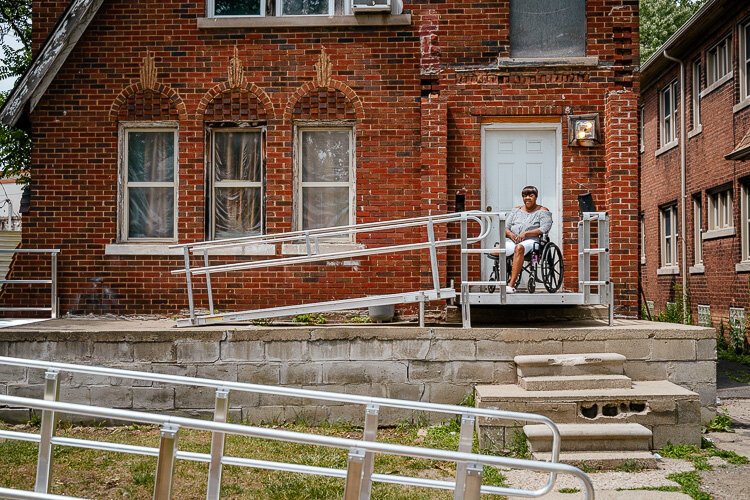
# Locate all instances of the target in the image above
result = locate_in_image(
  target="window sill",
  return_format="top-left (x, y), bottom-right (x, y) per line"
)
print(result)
top-left (105, 243), bottom-right (276, 256)
top-left (736, 261), bottom-right (750, 273)
top-left (657, 266), bottom-right (680, 276)
top-left (700, 71), bottom-right (733, 98)
top-left (688, 124), bottom-right (702, 139)
top-left (734, 98), bottom-right (750, 114)
top-left (105, 244), bottom-right (182, 256)
top-left (689, 264), bottom-right (705, 274)
top-left (281, 242), bottom-right (365, 255)
top-left (702, 227), bottom-right (735, 240)
top-left (197, 14), bottom-right (411, 29)
top-left (496, 56), bottom-right (599, 68)
top-left (655, 140), bottom-right (678, 157)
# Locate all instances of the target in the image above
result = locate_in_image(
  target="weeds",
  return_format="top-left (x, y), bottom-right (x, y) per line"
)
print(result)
top-left (666, 471), bottom-right (711, 500)
top-left (558, 488), bottom-right (580, 494)
top-left (506, 427), bottom-right (530, 459)
top-left (293, 313), bottom-right (327, 325)
top-left (653, 284), bottom-right (692, 324)
top-left (659, 441), bottom-right (749, 470)
top-left (349, 315), bottom-right (371, 323)
top-left (703, 411), bottom-right (734, 433)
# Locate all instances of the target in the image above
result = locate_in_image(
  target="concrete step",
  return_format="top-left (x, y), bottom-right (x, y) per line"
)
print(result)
top-left (515, 353), bottom-right (626, 378)
top-left (519, 374), bottom-right (632, 391)
top-left (524, 423), bottom-right (652, 452)
top-left (531, 450), bottom-right (659, 470)
top-left (475, 380), bottom-right (701, 449)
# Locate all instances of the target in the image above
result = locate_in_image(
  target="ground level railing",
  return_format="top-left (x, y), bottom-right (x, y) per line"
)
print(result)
top-left (0, 248), bottom-right (59, 319)
top-left (0, 356), bottom-right (594, 500)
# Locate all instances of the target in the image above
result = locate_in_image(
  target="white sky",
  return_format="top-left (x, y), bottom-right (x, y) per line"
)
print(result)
top-left (0, 34), bottom-right (23, 92)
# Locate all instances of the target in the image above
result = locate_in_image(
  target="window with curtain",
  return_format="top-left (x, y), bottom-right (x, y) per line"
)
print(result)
top-left (297, 127), bottom-right (354, 235)
top-left (122, 128), bottom-right (177, 241)
top-left (510, 0), bottom-right (586, 58)
top-left (211, 129), bottom-right (264, 239)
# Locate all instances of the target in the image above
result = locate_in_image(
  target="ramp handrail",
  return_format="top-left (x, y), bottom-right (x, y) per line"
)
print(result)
top-left (0, 248), bottom-right (60, 319)
top-left (170, 211), bottom-right (496, 326)
top-left (0, 396), bottom-right (594, 500)
top-left (459, 212), bottom-right (613, 327)
top-left (0, 356), bottom-right (592, 500)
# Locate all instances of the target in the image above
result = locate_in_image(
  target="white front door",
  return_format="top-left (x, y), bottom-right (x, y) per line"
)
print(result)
top-left (482, 126), bottom-right (561, 277)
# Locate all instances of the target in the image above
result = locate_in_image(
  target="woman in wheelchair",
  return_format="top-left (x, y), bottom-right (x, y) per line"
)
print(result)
top-left (489, 185), bottom-right (561, 294)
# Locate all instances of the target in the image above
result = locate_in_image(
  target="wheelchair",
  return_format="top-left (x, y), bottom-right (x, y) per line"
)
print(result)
top-left (486, 234), bottom-right (563, 293)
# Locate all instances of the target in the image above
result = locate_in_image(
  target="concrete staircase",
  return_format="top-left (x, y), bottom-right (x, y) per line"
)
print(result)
top-left (475, 353), bottom-right (702, 469)
top-left (0, 230), bottom-right (21, 282)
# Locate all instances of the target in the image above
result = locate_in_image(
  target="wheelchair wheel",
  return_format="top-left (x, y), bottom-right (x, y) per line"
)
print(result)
top-left (527, 275), bottom-right (536, 294)
top-left (540, 242), bottom-right (563, 293)
top-left (488, 263), bottom-right (498, 294)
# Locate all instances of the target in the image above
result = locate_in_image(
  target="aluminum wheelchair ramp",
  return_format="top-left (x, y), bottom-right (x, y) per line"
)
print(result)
top-left (177, 288), bottom-right (455, 327)
top-left (172, 212), bottom-right (493, 328)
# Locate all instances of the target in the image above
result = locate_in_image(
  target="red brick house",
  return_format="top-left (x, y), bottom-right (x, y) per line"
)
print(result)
top-left (1, 0), bottom-right (640, 318)
top-left (640, 0), bottom-right (750, 329)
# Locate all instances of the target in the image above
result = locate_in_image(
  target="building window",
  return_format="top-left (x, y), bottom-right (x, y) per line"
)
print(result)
top-left (660, 204), bottom-right (678, 268)
top-left (296, 126), bottom-right (355, 235)
top-left (708, 188), bottom-right (733, 231)
top-left (510, 0), bottom-right (585, 58)
top-left (742, 184), bottom-right (750, 261)
top-left (707, 36), bottom-right (731, 86)
top-left (740, 23), bottom-right (750, 103)
top-left (639, 106), bottom-right (645, 153)
top-left (697, 304), bottom-right (712, 327)
top-left (209, 0), bottom-right (335, 17)
top-left (120, 126), bottom-right (178, 242)
top-left (209, 128), bottom-right (264, 239)
top-left (692, 60), bottom-right (702, 130)
top-left (693, 196), bottom-right (702, 265)
top-left (660, 81), bottom-right (679, 147)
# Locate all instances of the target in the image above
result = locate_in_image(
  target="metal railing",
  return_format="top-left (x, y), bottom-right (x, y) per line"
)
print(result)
top-left (0, 356), bottom-right (594, 500)
top-left (171, 212), bottom-right (495, 327)
top-left (0, 248), bottom-right (60, 319)
top-left (459, 212), bottom-right (612, 327)
top-left (577, 212), bottom-right (613, 325)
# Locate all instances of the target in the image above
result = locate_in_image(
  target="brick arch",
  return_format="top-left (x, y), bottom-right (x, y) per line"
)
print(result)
top-left (196, 81), bottom-right (275, 121)
top-left (283, 80), bottom-right (365, 123)
top-left (108, 83), bottom-right (187, 122)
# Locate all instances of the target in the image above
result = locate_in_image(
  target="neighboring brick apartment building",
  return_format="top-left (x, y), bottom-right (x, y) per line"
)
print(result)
top-left (640, 0), bottom-right (750, 328)
top-left (0, 0), bottom-right (640, 317)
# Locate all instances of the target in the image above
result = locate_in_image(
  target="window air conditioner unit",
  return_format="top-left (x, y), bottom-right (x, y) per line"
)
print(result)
top-left (352, 0), bottom-right (391, 13)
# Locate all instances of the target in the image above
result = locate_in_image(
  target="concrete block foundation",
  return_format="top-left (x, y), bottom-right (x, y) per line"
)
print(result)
top-left (0, 319), bottom-right (716, 430)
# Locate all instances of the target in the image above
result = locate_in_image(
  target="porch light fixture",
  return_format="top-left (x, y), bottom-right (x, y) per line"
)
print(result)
top-left (568, 114), bottom-right (601, 147)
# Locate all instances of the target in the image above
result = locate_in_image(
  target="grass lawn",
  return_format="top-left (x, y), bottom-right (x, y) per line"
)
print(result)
top-left (0, 420), bottom-right (508, 499)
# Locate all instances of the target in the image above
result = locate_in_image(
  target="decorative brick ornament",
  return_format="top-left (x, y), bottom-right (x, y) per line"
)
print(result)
top-left (314, 46), bottom-right (332, 89)
top-left (139, 51), bottom-right (158, 91)
top-left (228, 46), bottom-right (244, 89)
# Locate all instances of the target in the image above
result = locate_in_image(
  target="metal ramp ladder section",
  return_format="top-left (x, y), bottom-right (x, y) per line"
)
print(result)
top-left (172, 212), bottom-right (494, 328)
top-left (460, 212), bottom-right (613, 328)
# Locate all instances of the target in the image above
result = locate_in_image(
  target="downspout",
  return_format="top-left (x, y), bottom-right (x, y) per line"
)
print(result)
top-left (664, 50), bottom-right (688, 323)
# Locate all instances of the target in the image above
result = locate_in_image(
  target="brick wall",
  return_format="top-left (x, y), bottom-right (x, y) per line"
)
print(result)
top-left (4, 0), bottom-right (639, 316)
top-left (640, 3), bottom-right (750, 328)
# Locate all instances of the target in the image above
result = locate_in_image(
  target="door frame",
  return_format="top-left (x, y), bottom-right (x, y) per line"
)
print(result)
top-left (480, 122), bottom-right (563, 246)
